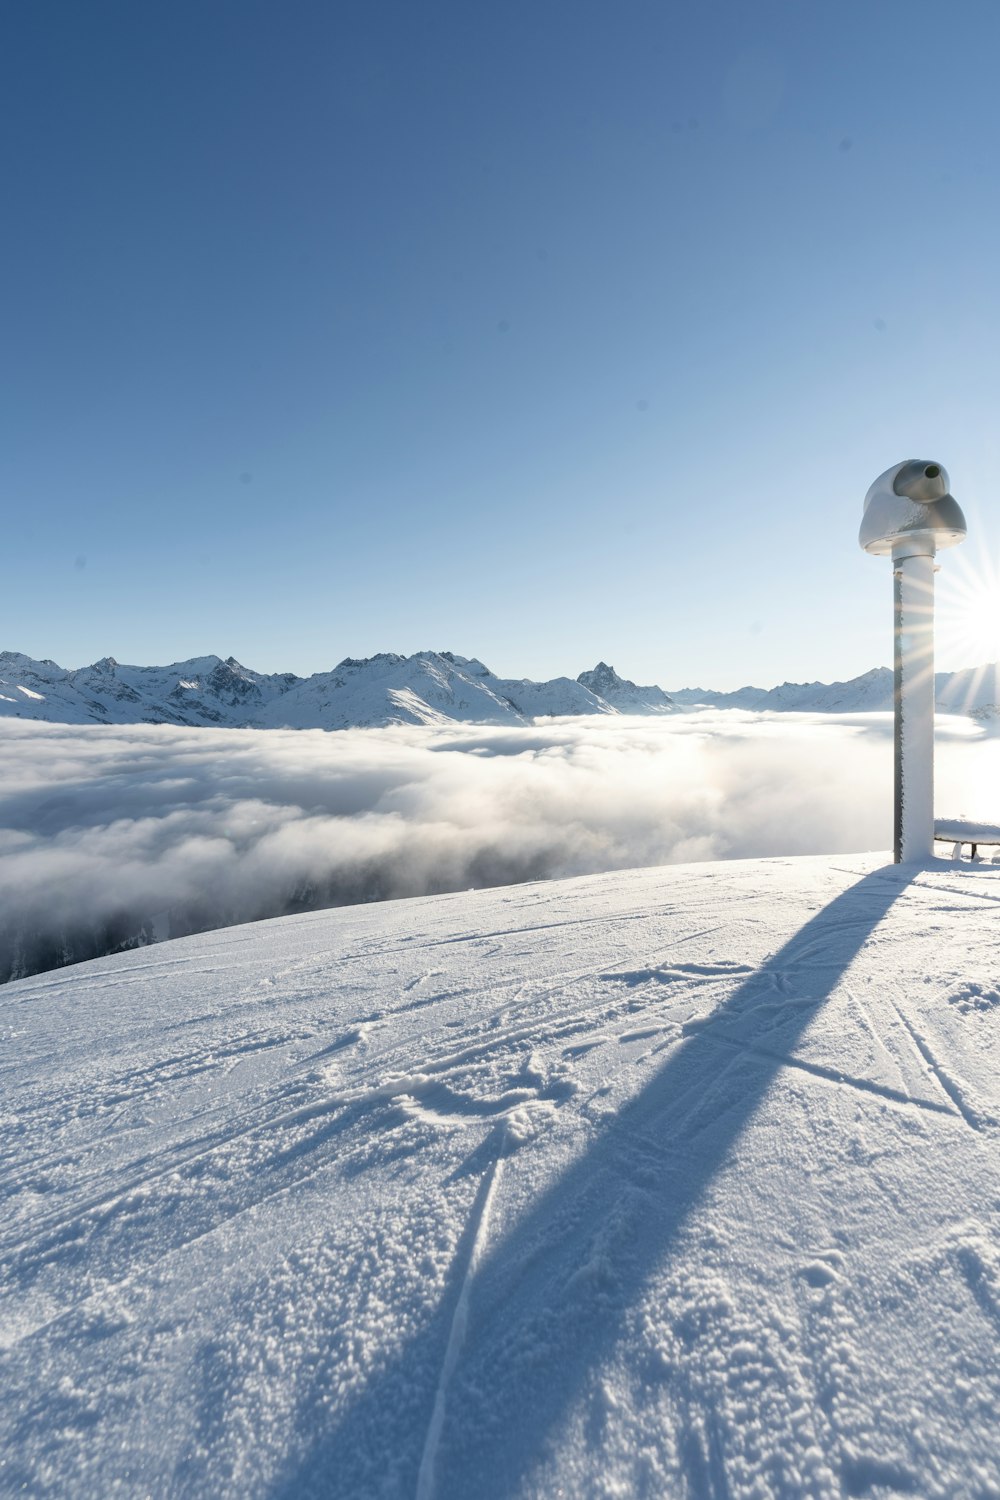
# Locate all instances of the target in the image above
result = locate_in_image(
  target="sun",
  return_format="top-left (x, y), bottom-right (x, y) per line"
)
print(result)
top-left (937, 550), bottom-right (1000, 672)
top-left (940, 582), bottom-right (1000, 665)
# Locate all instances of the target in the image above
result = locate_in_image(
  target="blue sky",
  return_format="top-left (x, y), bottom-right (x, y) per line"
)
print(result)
top-left (3, 0), bottom-right (1000, 688)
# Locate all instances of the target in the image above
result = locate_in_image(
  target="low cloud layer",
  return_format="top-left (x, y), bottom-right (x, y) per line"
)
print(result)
top-left (2, 712), bottom-right (997, 980)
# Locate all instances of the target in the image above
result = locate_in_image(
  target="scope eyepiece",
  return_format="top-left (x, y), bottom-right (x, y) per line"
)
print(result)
top-left (860, 459), bottom-right (966, 556)
top-left (892, 459), bottom-right (950, 504)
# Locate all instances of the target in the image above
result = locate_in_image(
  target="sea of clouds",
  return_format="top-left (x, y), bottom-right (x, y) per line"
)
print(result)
top-left (2, 711), bottom-right (998, 980)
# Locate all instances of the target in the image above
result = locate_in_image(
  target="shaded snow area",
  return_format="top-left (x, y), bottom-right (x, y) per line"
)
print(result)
top-left (3, 854), bottom-right (1000, 1497)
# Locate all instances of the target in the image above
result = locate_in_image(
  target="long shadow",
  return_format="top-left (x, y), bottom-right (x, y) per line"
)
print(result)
top-left (266, 864), bottom-right (912, 1499)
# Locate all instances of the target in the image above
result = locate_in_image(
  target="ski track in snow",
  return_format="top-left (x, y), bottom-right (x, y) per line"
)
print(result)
top-left (415, 1141), bottom-right (505, 1500)
top-left (885, 993), bottom-right (992, 1132)
top-left (1, 854), bottom-right (1000, 1497)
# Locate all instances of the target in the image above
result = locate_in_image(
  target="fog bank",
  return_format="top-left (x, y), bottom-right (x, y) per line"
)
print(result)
top-left (2, 712), bottom-right (996, 980)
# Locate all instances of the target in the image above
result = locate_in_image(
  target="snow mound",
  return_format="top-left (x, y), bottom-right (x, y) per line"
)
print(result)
top-left (2, 854), bottom-right (999, 1497)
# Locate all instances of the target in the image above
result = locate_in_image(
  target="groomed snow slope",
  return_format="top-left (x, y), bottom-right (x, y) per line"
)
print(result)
top-left (2, 854), bottom-right (1000, 1498)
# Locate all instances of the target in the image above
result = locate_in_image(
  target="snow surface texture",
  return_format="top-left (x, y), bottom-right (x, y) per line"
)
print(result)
top-left (2, 853), bottom-right (1000, 1497)
top-left (4, 647), bottom-right (1000, 729)
top-left (5, 711), bottom-right (1000, 984)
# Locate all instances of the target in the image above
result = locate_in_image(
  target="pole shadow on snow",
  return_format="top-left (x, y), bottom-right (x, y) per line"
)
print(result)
top-left (267, 864), bottom-right (913, 1499)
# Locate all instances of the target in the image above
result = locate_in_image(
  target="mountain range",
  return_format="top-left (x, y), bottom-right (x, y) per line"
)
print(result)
top-left (2, 649), bottom-right (999, 729)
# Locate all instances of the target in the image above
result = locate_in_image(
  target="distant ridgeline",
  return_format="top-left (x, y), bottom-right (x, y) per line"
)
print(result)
top-left (0, 651), bottom-right (676, 729)
top-left (3, 648), bottom-right (1000, 729)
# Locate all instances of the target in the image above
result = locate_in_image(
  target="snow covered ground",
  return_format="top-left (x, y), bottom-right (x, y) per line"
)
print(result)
top-left (2, 852), bottom-right (999, 1498)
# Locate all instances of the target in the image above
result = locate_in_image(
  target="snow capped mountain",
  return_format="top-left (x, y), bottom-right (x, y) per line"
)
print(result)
top-left (577, 660), bottom-right (676, 713)
top-left (252, 652), bottom-right (518, 730)
top-left (936, 661), bottom-right (1000, 719)
top-left (3, 648), bottom-right (1000, 730)
top-left (669, 663), bottom-right (1000, 717)
top-left (667, 668), bottom-right (897, 713)
top-left (0, 650), bottom-right (297, 728)
top-left (0, 650), bottom-right (664, 730)
top-left (492, 670), bottom-right (616, 721)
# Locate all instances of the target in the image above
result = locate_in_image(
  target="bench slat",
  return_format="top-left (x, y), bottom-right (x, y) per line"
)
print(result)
top-left (934, 818), bottom-right (1000, 844)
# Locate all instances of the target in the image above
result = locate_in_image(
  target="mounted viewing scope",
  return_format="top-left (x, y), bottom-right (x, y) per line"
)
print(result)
top-left (859, 457), bottom-right (968, 863)
top-left (859, 459), bottom-right (967, 556)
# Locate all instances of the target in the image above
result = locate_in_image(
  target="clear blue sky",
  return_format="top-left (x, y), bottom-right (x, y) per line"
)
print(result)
top-left (3, 0), bottom-right (1000, 688)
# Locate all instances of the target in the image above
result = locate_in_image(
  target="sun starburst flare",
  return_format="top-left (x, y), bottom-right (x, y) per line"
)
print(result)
top-left (936, 542), bottom-right (1000, 715)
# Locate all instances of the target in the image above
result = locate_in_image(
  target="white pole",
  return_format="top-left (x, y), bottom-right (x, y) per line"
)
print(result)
top-left (860, 459), bottom-right (966, 865)
top-left (892, 544), bottom-right (936, 863)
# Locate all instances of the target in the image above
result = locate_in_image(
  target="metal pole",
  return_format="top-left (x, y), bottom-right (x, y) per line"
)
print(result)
top-left (861, 459), bottom-right (965, 862)
top-left (892, 544), bottom-right (936, 862)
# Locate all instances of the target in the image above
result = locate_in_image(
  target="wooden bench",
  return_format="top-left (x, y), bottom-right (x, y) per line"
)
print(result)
top-left (934, 819), bottom-right (1000, 861)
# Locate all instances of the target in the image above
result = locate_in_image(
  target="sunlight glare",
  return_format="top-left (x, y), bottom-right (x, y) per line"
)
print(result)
top-left (937, 549), bottom-right (1000, 672)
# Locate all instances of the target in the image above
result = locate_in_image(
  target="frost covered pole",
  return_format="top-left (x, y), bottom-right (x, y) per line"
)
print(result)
top-left (860, 461), bottom-right (967, 863)
top-left (892, 546), bottom-right (936, 862)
